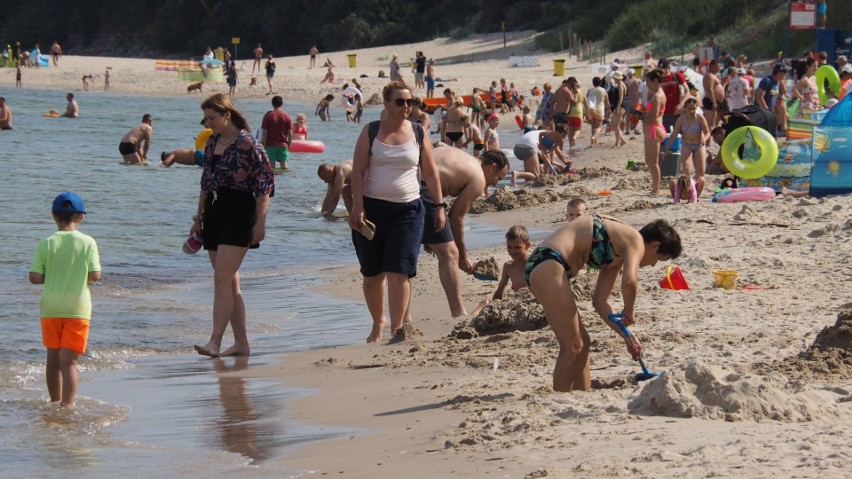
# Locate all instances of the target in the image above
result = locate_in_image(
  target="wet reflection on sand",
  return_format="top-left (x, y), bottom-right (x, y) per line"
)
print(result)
top-left (212, 357), bottom-right (270, 463)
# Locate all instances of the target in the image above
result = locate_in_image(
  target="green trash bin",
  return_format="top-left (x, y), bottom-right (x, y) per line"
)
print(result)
top-left (553, 59), bottom-right (566, 77)
top-left (347, 54), bottom-right (357, 68)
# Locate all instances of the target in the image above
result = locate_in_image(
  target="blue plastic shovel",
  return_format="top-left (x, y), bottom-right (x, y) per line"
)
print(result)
top-left (473, 272), bottom-right (498, 281)
top-left (606, 313), bottom-right (660, 381)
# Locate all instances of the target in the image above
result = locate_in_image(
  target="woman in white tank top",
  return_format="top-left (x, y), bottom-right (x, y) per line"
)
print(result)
top-left (349, 81), bottom-right (446, 343)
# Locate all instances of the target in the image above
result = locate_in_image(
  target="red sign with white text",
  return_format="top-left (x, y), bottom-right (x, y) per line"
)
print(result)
top-left (790, 2), bottom-right (816, 30)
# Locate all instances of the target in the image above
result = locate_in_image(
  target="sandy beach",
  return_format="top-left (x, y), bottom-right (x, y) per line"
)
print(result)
top-left (6, 33), bottom-right (851, 477)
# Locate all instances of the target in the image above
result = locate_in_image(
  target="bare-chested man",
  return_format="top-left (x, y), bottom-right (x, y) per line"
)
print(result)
top-left (61, 93), bottom-right (79, 118)
top-left (309, 45), bottom-right (319, 68)
top-left (550, 78), bottom-right (573, 127)
top-left (50, 41), bottom-right (61, 66)
top-left (118, 114), bottom-right (153, 165)
top-left (252, 43), bottom-right (263, 74)
top-left (317, 159), bottom-right (354, 216)
top-left (702, 60), bottom-right (726, 128)
top-left (414, 146), bottom-right (509, 318)
top-left (0, 97), bottom-right (12, 130)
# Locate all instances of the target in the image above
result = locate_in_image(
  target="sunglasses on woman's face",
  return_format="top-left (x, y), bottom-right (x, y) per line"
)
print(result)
top-left (393, 98), bottom-right (417, 107)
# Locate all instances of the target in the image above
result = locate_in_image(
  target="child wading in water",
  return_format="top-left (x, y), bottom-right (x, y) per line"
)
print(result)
top-left (292, 113), bottom-right (308, 140)
top-left (29, 192), bottom-right (102, 407)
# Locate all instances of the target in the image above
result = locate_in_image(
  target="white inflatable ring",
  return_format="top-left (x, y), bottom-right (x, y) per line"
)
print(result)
top-left (341, 87), bottom-right (363, 112)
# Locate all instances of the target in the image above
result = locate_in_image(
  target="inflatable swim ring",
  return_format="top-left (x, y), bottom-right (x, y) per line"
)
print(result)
top-left (195, 128), bottom-right (213, 150)
top-left (721, 126), bottom-right (778, 179)
top-left (41, 112), bottom-right (59, 117)
top-left (815, 65), bottom-right (840, 106)
top-left (713, 186), bottom-right (776, 203)
top-left (290, 140), bottom-right (325, 153)
top-left (340, 86), bottom-right (363, 113)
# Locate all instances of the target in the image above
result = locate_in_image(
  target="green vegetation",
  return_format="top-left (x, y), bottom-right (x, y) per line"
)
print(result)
top-left (0, 0), bottom-right (849, 61)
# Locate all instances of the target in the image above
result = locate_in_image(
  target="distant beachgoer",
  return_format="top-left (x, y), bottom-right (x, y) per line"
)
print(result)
top-left (252, 43), bottom-right (263, 74)
top-left (537, 82), bottom-right (554, 129)
top-left (426, 59), bottom-right (435, 98)
top-left (793, 57), bottom-right (819, 115)
top-left (414, 51), bottom-right (426, 89)
top-left (565, 198), bottom-right (588, 222)
top-left (119, 114), bottom-right (153, 165)
top-left (260, 95), bottom-right (292, 169)
top-left (702, 60), bottom-right (726, 128)
top-left (566, 78), bottom-right (585, 150)
top-left (525, 216), bottom-right (681, 392)
top-left (483, 113), bottom-right (500, 151)
top-left (318, 159), bottom-right (354, 216)
top-left (192, 93), bottom-right (275, 358)
top-left (586, 77), bottom-right (609, 145)
top-left (658, 58), bottom-right (687, 131)
top-left (0, 97), bottom-right (12, 130)
top-left (225, 63), bottom-right (237, 96)
top-left (666, 98), bottom-right (710, 197)
top-left (643, 70), bottom-right (666, 196)
top-left (29, 191), bottom-right (102, 406)
top-left (817, 0), bottom-right (827, 29)
top-left (608, 71), bottom-right (627, 146)
top-left (643, 51), bottom-right (658, 78)
top-left (61, 93), bottom-right (79, 118)
top-left (104, 68), bottom-right (110, 91)
top-left (470, 88), bottom-right (484, 128)
top-left (460, 114), bottom-right (483, 157)
top-left (50, 41), bottom-right (61, 66)
top-left (315, 94), bottom-right (333, 121)
top-left (203, 46), bottom-right (214, 60)
top-left (624, 69), bottom-right (641, 134)
top-left (754, 64), bottom-right (789, 136)
top-left (309, 45), bottom-right (319, 68)
top-left (727, 68), bottom-right (750, 111)
top-left (264, 55), bottom-right (276, 94)
top-left (443, 93), bottom-right (464, 147)
top-left (160, 148), bottom-right (203, 167)
top-left (16, 64), bottom-right (22, 88)
top-left (81, 74), bottom-right (94, 91)
top-left (292, 113), bottom-right (309, 140)
top-left (389, 54), bottom-right (402, 82)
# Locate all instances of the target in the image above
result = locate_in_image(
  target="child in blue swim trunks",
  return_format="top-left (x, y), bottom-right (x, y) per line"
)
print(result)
top-left (524, 215), bottom-right (681, 392)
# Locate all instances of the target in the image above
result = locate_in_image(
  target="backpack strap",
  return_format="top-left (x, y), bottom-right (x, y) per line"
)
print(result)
top-left (368, 120), bottom-right (424, 156)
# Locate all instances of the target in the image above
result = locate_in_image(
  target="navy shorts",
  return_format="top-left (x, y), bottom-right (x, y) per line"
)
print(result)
top-left (202, 188), bottom-right (259, 250)
top-left (353, 196), bottom-right (424, 278)
top-left (420, 182), bottom-right (453, 245)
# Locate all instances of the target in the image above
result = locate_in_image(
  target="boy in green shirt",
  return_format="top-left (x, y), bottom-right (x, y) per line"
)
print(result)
top-left (29, 192), bottom-right (101, 407)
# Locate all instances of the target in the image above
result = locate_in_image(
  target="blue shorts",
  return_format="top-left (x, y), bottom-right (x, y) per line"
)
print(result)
top-left (420, 182), bottom-right (453, 245)
top-left (194, 149), bottom-right (204, 166)
top-left (817, 2), bottom-right (827, 15)
top-left (426, 76), bottom-right (435, 90)
top-left (353, 196), bottom-right (424, 278)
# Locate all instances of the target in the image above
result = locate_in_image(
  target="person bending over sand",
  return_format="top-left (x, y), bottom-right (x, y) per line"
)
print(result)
top-left (317, 160), bottom-right (353, 216)
top-left (525, 217), bottom-right (681, 392)
top-left (119, 114), bottom-right (153, 165)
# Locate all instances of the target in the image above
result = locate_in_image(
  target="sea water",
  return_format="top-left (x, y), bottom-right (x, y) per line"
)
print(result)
top-left (0, 86), bottom-right (528, 476)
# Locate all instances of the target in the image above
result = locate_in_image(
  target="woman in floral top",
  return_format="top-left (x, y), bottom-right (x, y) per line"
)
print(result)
top-left (192, 93), bottom-right (274, 357)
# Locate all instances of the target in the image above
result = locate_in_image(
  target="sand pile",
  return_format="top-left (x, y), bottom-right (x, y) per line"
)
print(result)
top-left (451, 289), bottom-right (546, 338)
top-left (470, 186), bottom-right (571, 213)
top-left (472, 257), bottom-right (500, 279)
top-left (628, 360), bottom-right (849, 422)
top-left (766, 308), bottom-right (852, 381)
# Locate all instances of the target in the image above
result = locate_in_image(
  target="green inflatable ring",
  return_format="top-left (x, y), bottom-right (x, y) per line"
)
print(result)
top-left (815, 65), bottom-right (840, 106)
top-left (721, 126), bottom-right (778, 179)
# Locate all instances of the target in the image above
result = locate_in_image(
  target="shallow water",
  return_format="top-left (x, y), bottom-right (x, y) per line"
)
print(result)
top-left (0, 85), bottom-right (531, 475)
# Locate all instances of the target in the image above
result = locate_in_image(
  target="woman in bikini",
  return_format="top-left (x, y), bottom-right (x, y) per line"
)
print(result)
top-left (666, 98), bottom-right (710, 197)
top-left (642, 69), bottom-right (666, 196)
top-left (442, 93), bottom-right (465, 147)
top-left (408, 99), bottom-right (431, 133)
top-left (524, 216), bottom-right (681, 392)
top-left (793, 57), bottom-right (819, 117)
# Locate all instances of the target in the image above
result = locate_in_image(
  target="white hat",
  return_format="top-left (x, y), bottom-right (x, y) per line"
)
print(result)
top-left (842, 64), bottom-right (852, 74)
top-left (610, 61), bottom-right (620, 69)
top-left (627, 68), bottom-right (635, 76)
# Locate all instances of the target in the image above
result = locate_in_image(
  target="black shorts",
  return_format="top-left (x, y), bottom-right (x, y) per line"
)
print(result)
top-left (420, 182), bottom-right (453, 245)
top-left (445, 131), bottom-right (463, 142)
top-left (353, 196), bottom-right (424, 278)
top-left (702, 97), bottom-right (715, 111)
top-left (552, 112), bottom-right (569, 125)
top-left (118, 142), bottom-right (136, 155)
top-left (202, 188), bottom-right (259, 250)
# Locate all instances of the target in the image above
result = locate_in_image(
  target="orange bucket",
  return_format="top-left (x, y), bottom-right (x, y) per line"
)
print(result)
top-left (713, 270), bottom-right (739, 289)
top-left (659, 265), bottom-right (689, 290)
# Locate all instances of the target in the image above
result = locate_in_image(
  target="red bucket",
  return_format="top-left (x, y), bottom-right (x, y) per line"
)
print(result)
top-left (659, 265), bottom-right (689, 290)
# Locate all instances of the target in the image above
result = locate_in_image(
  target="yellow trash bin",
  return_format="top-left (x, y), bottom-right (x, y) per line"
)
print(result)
top-left (553, 59), bottom-right (566, 76)
top-left (347, 54), bottom-right (357, 68)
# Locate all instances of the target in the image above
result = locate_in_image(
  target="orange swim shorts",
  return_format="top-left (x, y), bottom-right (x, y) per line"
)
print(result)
top-left (41, 318), bottom-right (90, 354)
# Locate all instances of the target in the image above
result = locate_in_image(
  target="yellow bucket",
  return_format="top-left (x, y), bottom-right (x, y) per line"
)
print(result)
top-left (713, 270), bottom-right (739, 289)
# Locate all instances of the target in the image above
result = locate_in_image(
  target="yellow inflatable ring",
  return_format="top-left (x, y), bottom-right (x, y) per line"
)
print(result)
top-left (721, 126), bottom-right (778, 179)
top-left (195, 129), bottom-right (213, 150)
top-left (815, 65), bottom-right (840, 106)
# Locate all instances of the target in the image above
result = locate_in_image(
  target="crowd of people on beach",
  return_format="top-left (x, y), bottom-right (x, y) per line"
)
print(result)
top-left (19, 36), bottom-right (852, 407)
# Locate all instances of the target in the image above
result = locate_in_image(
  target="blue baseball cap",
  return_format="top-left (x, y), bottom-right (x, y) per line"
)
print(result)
top-left (52, 192), bottom-right (86, 214)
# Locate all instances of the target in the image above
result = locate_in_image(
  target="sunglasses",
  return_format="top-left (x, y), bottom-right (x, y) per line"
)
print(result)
top-left (393, 98), bottom-right (417, 107)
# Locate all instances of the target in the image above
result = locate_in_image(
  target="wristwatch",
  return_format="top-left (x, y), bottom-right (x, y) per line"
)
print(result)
top-left (435, 202), bottom-right (448, 209)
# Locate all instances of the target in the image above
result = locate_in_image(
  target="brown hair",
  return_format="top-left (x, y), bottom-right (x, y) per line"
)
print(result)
top-left (505, 225), bottom-right (529, 243)
top-left (200, 93), bottom-right (251, 132)
top-left (382, 81), bottom-right (411, 102)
